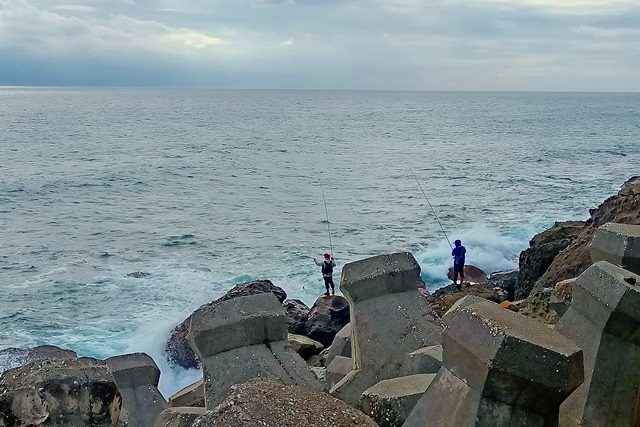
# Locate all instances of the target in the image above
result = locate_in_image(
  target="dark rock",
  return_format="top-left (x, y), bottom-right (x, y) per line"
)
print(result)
top-left (126, 271), bottom-right (151, 278)
top-left (487, 269), bottom-right (519, 301)
top-left (425, 283), bottom-right (503, 318)
top-left (516, 221), bottom-right (583, 299)
top-left (165, 280), bottom-right (287, 369)
top-left (217, 279), bottom-right (287, 304)
top-left (446, 264), bottom-right (488, 284)
top-left (0, 345), bottom-right (77, 373)
top-left (304, 296), bottom-right (350, 347)
top-left (532, 176), bottom-right (640, 294)
top-left (283, 299), bottom-right (309, 334)
top-left (0, 357), bottom-right (121, 426)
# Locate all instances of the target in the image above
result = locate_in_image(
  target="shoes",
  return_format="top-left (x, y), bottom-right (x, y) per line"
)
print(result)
top-left (324, 292), bottom-right (330, 296)
top-left (331, 289), bottom-right (335, 295)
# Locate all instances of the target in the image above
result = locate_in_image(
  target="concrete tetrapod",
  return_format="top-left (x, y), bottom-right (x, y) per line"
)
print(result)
top-left (404, 296), bottom-right (584, 427)
top-left (105, 353), bottom-right (167, 427)
top-left (330, 252), bottom-right (443, 406)
top-left (187, 292), bottom-right (321, 408)
top-left (556, 260), bottom-right (640, 426)
top-left (589, 222), bottom-right (640, 275)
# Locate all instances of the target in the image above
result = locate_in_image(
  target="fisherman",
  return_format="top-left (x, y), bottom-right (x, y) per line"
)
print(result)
top-left (314, 253), bottom-right (336, 296)
top-left (451, 239), bottom-right (466, 290)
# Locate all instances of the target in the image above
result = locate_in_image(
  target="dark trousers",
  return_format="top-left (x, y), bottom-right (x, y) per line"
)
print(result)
top-left (323, 276), bottom-right (335, 291)
top-left (453, 264), bottom-right (465, 283)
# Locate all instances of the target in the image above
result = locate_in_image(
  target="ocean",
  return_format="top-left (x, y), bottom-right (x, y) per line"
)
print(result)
top-left (1, 88), bottom-right (638, 396)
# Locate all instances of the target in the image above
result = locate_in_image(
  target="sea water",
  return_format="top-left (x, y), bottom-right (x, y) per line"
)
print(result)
top-left (1, 88), bottom-right (639, 396)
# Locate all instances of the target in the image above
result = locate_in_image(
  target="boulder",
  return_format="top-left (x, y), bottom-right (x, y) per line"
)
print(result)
top-left (287, 334), bottom-right (324, 359)
top-left (0, 345), bottom-right (77, 373)
top-left (192, 379), bottom-right (378, 427)
top-left (446, 264), bottom-right (488, 284)
top-left (486, 269), bottom-right (519, 301)
top-left (0, 357), bottom-right (121, 426)
top-left (424, 282), bottom-right (502, 317)
top-left (516, 221), bottom-right (584, 299)
top-left (532, 176), bottom-right (640, 294)
top-left (283, 299), bottom-right (309, 334)
top-left (165, 279), bottom-right (287, 369)
top-left (303, 295), bottom-right (350, 347)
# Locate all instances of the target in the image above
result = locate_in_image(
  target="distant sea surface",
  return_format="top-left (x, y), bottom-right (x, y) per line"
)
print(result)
top-left (1, 88), bottom-right (639, 395)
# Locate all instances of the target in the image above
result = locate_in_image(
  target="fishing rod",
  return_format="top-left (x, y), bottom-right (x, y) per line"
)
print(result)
top-left (316, 173), bottom-right (334, 257)
top-left (409, 169), bottom-right (453, 250)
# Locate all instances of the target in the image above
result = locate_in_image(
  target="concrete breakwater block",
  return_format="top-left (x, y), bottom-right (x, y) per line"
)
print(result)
top-left (330, 252), bottom-right (443, 405)
top-left (324, 323), bottom-right (352, 367)
top-left (188, 292), bottom-right (288, 359)
top-left (404, 296), bottom-right (583, 427)
top-left (187, 293), bottom-right (321, 408)
top-left (590, 222), bottom-right (640, 275)
top-left (106, 353), bottom-right (167, 427)
top-left (360, 374), bottom-right (436, 427)
top-left (557, 261), bottom-right (640, 426)
top-left (169, 379), bottom-right (204, 408)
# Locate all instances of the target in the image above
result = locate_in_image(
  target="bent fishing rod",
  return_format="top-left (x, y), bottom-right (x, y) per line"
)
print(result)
top-left (409, 169), bottom-right (453, 250)
top-left (317, 173), bottom-right (334, 257)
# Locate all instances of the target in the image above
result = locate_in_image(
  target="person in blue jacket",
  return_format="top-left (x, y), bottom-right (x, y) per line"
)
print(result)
top-left (451, 239), bottom-right (466, 289)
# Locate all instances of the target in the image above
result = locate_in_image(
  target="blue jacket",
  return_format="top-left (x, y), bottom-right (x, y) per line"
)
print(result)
top-left (452, 245), bottom-right (466, 265)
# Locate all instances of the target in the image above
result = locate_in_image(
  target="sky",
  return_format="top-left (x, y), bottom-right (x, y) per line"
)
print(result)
top-left (0, 0), bottom-right (639, 91)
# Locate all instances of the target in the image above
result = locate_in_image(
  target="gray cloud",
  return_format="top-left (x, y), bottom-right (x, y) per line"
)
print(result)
top-left (0, 0), bottom-right (638, 90)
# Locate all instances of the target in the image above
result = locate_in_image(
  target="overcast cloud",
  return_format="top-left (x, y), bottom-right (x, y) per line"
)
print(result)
top-left (0, 0), bottom-right (638, 90)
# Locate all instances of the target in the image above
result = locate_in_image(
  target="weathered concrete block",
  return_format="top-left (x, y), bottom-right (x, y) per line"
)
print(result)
top-left (189, 294), bottom-right (321, 409)
top-left (169, 379), bottom-right (204, 408)
top-left (325, 323), bottom-right (352, 367)
top-left (590, 222), bottom-right (640, 275)
top-left (106, 353), bottom-right (161, 389)
top-left (339, 252), bottom-right (425, 303)
top-left (326, 356), bottom-right (353, 390)
top-left (406, 345), bottom-right (442, 374)
top-left (404, 297), bottom-right (583, 427)
top-left (330, 252), bottom-right (443, 405)
top-left (557, 261), bottom-right (640, 426)
top-left (188, 293), bottom-right (288, 359)
top-left (360, 374), bottom-right (435, 427)
top-left (106, 353), bottom-right (167, 427)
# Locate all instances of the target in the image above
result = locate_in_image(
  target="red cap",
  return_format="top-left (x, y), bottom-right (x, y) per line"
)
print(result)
top-left (323, 253), bottom-right (330, 258)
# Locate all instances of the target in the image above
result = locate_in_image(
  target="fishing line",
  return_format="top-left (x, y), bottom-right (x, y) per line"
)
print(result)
top-left (316, 173), bottom-right (334, 257)
top-left (409, 169), bottom-right (453, 250)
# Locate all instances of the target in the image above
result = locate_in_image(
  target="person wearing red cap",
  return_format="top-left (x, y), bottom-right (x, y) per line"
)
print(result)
top-left (313, 253), bottom-right (336, 296)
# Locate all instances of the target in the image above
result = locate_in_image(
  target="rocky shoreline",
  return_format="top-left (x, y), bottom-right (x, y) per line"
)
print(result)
top-left (1, 176), bottom-right (639, 426)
